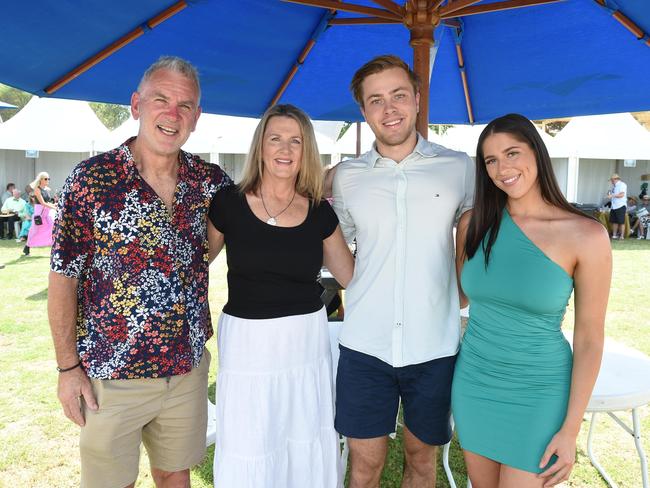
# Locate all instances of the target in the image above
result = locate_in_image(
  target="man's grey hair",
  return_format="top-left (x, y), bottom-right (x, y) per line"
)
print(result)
top-left (138, 56), bottom-right (201, 103)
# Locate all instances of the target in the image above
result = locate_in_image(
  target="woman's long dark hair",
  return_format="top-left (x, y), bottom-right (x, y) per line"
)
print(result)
top-left (465, 113), bottom-right (593, 268)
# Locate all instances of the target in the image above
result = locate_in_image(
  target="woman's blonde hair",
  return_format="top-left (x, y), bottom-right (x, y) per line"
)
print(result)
top-left (238, 104), bottom-right (323, 202)
top-left (30, 172), bottom-right (50, 191)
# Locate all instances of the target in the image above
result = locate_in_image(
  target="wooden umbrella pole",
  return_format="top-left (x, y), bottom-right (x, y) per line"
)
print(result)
top-left (405, 1), bottom-right (439, 138)
top-left (285, 0), bottom-right (572, 130)
top-left (412, 35), bottom-right (432, 138)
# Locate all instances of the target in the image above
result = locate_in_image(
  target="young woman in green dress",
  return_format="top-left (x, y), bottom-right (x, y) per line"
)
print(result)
top-left (452, 114), bottom-right (612, 488)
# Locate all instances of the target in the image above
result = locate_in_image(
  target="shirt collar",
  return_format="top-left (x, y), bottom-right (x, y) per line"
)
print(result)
top-left (367, 133), bottom-right (440, 167)
top-left (119, 136), bottom-right (191, 182)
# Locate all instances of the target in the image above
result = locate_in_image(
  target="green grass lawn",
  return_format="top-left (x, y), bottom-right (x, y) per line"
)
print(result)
top-left (0, 238), bottom-right (649, 487)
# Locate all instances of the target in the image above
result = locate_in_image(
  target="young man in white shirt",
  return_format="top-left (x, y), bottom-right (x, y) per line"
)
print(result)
top-left (332, 55), bottom-right (474, 488)
top-left (606, 173), bottom-right (627, 239)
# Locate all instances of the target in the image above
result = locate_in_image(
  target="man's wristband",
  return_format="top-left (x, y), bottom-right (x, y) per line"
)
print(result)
top-left (56, 361), bottom-right (82, 373)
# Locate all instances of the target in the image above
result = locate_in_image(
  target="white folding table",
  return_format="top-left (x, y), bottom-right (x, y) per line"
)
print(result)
top-left (581, 335), bottom-right (650, 488)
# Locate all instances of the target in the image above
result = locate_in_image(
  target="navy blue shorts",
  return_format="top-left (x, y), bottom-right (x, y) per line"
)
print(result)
top-left (335, 345), bottom-right (457, 445)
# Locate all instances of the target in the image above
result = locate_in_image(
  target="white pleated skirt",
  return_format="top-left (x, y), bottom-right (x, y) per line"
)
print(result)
top-left (213, 307), bottom-right (343, 488)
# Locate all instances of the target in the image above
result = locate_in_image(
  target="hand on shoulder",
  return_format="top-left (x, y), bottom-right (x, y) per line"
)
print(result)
top-left (323, 164), bottom-right (338, 200)
top-left (458, 209), bottom-right (472, 229)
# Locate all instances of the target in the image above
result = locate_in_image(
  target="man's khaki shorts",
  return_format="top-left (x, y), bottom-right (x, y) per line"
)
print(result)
top-left (79, 349), bottom-right (210, 488)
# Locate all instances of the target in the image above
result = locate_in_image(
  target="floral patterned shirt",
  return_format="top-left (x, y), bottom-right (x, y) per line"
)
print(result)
top-left (51, 138), bottom-right (232, 379)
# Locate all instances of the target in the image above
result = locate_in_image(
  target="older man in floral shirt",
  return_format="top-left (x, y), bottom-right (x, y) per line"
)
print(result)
top-left (48, 56), bottom-right (231, 488)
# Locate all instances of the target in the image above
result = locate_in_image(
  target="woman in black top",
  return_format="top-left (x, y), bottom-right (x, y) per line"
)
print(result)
top-left (23, 171), bottom-right (56, 256)
top-left (208, 104), bottom-right (353, 488)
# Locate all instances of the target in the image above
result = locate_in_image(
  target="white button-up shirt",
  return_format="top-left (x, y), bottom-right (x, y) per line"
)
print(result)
top-left (332, 136), bottom-right (474, 367)
top-left (611, 180), bottom-right (627, 210)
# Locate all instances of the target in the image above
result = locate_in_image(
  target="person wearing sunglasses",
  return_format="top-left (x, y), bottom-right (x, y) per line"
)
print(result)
top-left (23, 172), bottom-right (56, 255)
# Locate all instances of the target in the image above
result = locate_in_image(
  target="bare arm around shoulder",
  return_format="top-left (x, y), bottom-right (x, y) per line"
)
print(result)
top-left (48, 271), bottom-right (97, 426)
top-left (538, 219), bottom-right (611, 487)
top-left (207, 220), bottom-right (225, 264)
top-left (322, 164), bottom-right (337, 200)
top-left (323, 225), bottom-right (354, 288)
top-left (331, 166), bottom-right (356, 243)
top-left (455, 210), bottom-right (472, 309)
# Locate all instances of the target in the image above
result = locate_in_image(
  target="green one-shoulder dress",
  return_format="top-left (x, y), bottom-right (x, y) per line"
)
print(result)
top-left (451, 210), bottom-right (574, 474)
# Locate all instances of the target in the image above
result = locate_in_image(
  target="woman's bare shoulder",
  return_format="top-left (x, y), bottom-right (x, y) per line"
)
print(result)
top-left (557, 210), bottom-right (610, 251)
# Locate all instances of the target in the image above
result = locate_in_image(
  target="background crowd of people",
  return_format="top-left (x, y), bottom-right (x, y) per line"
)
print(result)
top-left (628, 194), bottom-right (650, 239)
top-left (0, 172), bottom-right (57, 254)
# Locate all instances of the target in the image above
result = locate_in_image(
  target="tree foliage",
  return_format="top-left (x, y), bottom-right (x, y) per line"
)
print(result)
top-left (338, 121), bottom-right (353, 141)
top-left (429, 124), bottom-right (452, 136)
top-left (0, 84), bottom-right (32, 122)
top-left (89, 102), bottom-right (130, 130)
top-left (0, 84), bottom-right (129, 130)
top-left (537, 119), bottom-right (569, 136)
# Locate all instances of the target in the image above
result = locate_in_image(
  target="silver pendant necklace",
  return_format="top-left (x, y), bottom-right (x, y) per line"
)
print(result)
top-left (260, 189), bottom-right (296, 226)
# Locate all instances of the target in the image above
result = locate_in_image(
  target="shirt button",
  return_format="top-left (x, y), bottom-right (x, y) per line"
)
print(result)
top-left (396, 322), bottom-right (402, 328)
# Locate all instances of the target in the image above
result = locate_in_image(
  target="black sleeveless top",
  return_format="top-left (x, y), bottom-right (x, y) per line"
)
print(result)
top-left (39, 187), bottom-right (53, 202)
top-left (209, 185), bottom-right (338, 319)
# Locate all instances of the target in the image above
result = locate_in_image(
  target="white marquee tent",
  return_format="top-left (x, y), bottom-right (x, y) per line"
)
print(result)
top-left (3, 97), bottom-right (648, 206)
top-left (333, 122), bottom-right (376, 159)
top-left (0, 97), bottom-right (109, 191)
top-left (554, 113), bottom-right (650, 203)
top-left (430, 123), bottom-right (572, 197)
top-left (429, 124), bottom-right (568, 158)
top-left (95, 113), bottom-right (259, 155)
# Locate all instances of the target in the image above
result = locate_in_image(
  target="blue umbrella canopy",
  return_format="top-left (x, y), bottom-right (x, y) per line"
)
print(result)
top-left (1, 0), bottom-right (649, 130)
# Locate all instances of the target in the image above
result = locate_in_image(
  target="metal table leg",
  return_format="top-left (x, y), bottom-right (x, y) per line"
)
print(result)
top-left (632, 408), bottom-right (649, 488)
top-left (587, 409), bottom-right (649, 488)
top-left (587, 412), bottom-right (619, 488)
